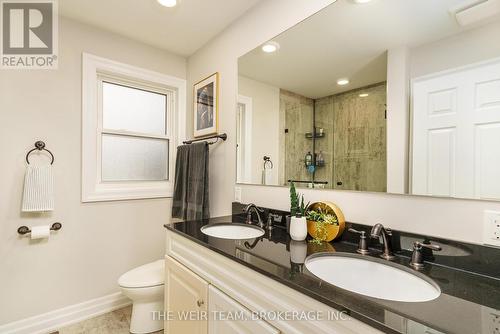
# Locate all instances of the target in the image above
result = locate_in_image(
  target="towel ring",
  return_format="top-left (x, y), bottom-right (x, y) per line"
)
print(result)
top-left (26, 141), bottom-right (54, 165)
top-left (263, 156), bottom-right (273, 169)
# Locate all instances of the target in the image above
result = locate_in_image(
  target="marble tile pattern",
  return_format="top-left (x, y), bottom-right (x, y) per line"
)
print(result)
top-left (279, 83), bottom-right (387, 192)
top-left (55, 306), bottom-right (163, 334)
top-left (330, 82), bottom-right (387, 192)
top-left (279, 89), bottom-right (314, 186)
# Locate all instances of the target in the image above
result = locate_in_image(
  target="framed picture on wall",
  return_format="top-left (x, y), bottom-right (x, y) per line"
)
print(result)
top-left (193, 72), bottom-right (219, 138)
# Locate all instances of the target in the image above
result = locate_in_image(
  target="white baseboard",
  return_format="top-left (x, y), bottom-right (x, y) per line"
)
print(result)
top-left (0, 292), bottom-right (131, 334)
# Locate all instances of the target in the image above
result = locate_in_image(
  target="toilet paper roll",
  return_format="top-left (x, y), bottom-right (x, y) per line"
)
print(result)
top-left (31, 225), bottom-right (50, 240)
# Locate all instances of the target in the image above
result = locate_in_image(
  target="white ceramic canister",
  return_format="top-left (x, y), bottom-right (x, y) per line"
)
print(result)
top-left (290, 213), bottom-right (307, 241)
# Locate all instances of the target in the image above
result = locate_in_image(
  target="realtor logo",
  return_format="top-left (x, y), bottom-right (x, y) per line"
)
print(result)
top-left (1, 0), bottom-right (58, 69)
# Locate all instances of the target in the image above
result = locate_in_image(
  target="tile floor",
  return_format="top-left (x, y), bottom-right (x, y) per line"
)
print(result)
top-left (53, 306), bottom-right (163, 334)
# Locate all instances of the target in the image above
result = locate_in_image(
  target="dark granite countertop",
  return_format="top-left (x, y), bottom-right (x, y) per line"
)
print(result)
top-left (165, 215), bottom-right (500, 334)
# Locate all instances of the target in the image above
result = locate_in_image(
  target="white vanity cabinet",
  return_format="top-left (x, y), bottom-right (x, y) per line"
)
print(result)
top-left (165, 255), bottom-right (279, 334)
top-left (208, 285), bottom-right (280, 334)
top-left (165, 256), bottom-right (208, 334)
top-left (165, 230), bottom-right (383, 334)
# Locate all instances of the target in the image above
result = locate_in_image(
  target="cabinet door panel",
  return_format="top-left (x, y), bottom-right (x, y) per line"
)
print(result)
top-left (208, 285), bottom-right (280, 334)
top-left (166, 256), bottom-right (208, 334)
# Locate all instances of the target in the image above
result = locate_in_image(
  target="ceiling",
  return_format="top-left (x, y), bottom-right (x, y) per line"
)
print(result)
top-left (59, 0), bottom-right (263, 56)
top-left (238, 0), bottom-right (492, 99)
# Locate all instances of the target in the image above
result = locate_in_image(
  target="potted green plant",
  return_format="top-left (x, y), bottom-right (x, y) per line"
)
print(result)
top-left (287, 182), bottom-right (309, 232)
top-left (305, 206), bottom-right (341, 244)
top-left (290, 183), bottom-right (307, 216)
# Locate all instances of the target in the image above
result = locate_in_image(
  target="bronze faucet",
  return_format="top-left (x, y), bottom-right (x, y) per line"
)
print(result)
top-left (370, 223), bottom-right (396, 260)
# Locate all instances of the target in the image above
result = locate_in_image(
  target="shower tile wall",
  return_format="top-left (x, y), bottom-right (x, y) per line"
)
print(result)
top-left (329, 83), bottom-right (387, 192)
top-left (314, 97), bottom-right (335, 185)
top-left (279, 89), bottom-right (314, 186)
top-left (280, 83), bottom-right (387, 192)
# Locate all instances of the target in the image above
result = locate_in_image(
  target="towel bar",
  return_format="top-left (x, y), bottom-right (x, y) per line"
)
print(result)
top-left (17, 222), bottom-right (62, 235)
top-left (287, 180), bottom-right (328, 185)
top-left (183, 133), bottom-right (227, 145)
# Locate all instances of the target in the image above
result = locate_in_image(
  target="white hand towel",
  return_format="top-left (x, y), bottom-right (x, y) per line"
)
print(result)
top-left (22, 165), bottom-right (54, 212)
top-left (262, 169), bottom-right (273, 185)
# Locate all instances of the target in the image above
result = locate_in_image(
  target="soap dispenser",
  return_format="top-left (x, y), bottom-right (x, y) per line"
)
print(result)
top-left (290, 212), bottom-right (307, 241)
top-left (305, 152), bottom-right (313, 167)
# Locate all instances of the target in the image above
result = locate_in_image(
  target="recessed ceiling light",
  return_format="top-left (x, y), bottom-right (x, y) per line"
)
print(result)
top-left (337, 78), bottom-right (349, 86)
top-left (359, 93), bottom-right (369, 97)
top-left (262, 41), bottom-right (280, 53)
top-left (352, 0), bottom-right (372, 3)
top-left (158, 0), bottom-right (177, 7)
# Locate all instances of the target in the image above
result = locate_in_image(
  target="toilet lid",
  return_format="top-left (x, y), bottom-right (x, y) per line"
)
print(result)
top-left (118, 260), bottom-right (164, 288)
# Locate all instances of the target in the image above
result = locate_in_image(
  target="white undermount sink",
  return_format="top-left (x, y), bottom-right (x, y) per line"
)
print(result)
top-left (305, 253), bottom-right (441, 302)
top-left (201, 223), bottom-right (265, 240)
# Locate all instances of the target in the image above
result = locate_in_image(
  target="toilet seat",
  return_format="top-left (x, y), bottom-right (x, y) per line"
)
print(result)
top-left (118, 260), bottom-right (164, 288)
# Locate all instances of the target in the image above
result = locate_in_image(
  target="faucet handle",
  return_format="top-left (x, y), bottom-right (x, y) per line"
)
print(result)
top-left (266, 215), bottom-right (274, 230)
top-left (410, 241), bottom-right (441, 270)
top-left (348, 228), bottom-right (365, 236)
top-left (414, 241), bottom-right (442, 251)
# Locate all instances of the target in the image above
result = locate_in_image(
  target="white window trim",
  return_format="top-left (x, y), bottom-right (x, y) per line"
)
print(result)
top-left (82, 53), bottom-right (186, 202)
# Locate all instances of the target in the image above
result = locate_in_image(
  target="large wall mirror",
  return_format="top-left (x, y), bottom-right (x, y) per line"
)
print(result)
top-left (236, 0), bottom-right (500, 201)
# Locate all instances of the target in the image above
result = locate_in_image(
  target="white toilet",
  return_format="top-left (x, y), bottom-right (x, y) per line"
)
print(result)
top-left (118, 260), bottom-right (165, 334)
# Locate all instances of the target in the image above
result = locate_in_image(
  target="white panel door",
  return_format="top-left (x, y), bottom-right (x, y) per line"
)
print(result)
top-left (208, 285), bottom-right (280, 334)
top-left (165, 256), bottom-right (208, 334)
top-left (412, 59), bottom-right (500, 200)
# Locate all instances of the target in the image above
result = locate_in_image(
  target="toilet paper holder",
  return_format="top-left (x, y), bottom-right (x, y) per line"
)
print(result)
top-left (17, 222), bottom-right (62, 235)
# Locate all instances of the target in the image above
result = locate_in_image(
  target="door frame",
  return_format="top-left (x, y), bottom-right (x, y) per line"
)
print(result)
top-left (237, 94), bottom-right (253, 183)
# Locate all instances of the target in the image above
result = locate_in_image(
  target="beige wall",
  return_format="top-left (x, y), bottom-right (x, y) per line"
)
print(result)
top-left (238, 76), bottom-right (280, 184)
top-left (0, 17), bottom-right (186, 324)
top-left (187, 0), bottom-right (500, 244)
top-left (386, 47), bottom-right (410, 194)
top-left (410, 20), bottom-right (500, 78)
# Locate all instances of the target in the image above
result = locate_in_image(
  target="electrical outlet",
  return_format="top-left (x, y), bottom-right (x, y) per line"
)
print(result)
top-left (483, 211), bottom-right (500, 247)
top-left (234, 186), bottom-right (242, 203)
top-left (481, 306), bottom-right (500, 334)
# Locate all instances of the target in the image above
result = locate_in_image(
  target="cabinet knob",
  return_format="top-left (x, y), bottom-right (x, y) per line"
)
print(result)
top-left (197, 299), bottom-right (204, 307)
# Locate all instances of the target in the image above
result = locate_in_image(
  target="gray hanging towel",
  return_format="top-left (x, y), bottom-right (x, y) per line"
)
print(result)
top-left (172, 145), bottom-right (190, 219)
top-left (172, 142), bottom-right (210, 220)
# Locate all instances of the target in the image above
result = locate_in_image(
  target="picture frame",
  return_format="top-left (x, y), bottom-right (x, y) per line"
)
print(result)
top-left (193, 72), bottom-right (219, 138)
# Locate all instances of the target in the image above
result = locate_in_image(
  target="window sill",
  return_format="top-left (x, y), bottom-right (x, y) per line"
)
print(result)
top-left (82, 181), bottom-right (173, 202)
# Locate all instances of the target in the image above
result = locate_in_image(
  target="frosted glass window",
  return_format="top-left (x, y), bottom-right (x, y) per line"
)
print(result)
top-left (101, 134), bottom-right (168, 181)
top-left (102, 82), bottom-right (167, 135)
top-left (82, 54), bottom-right (180, 202)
